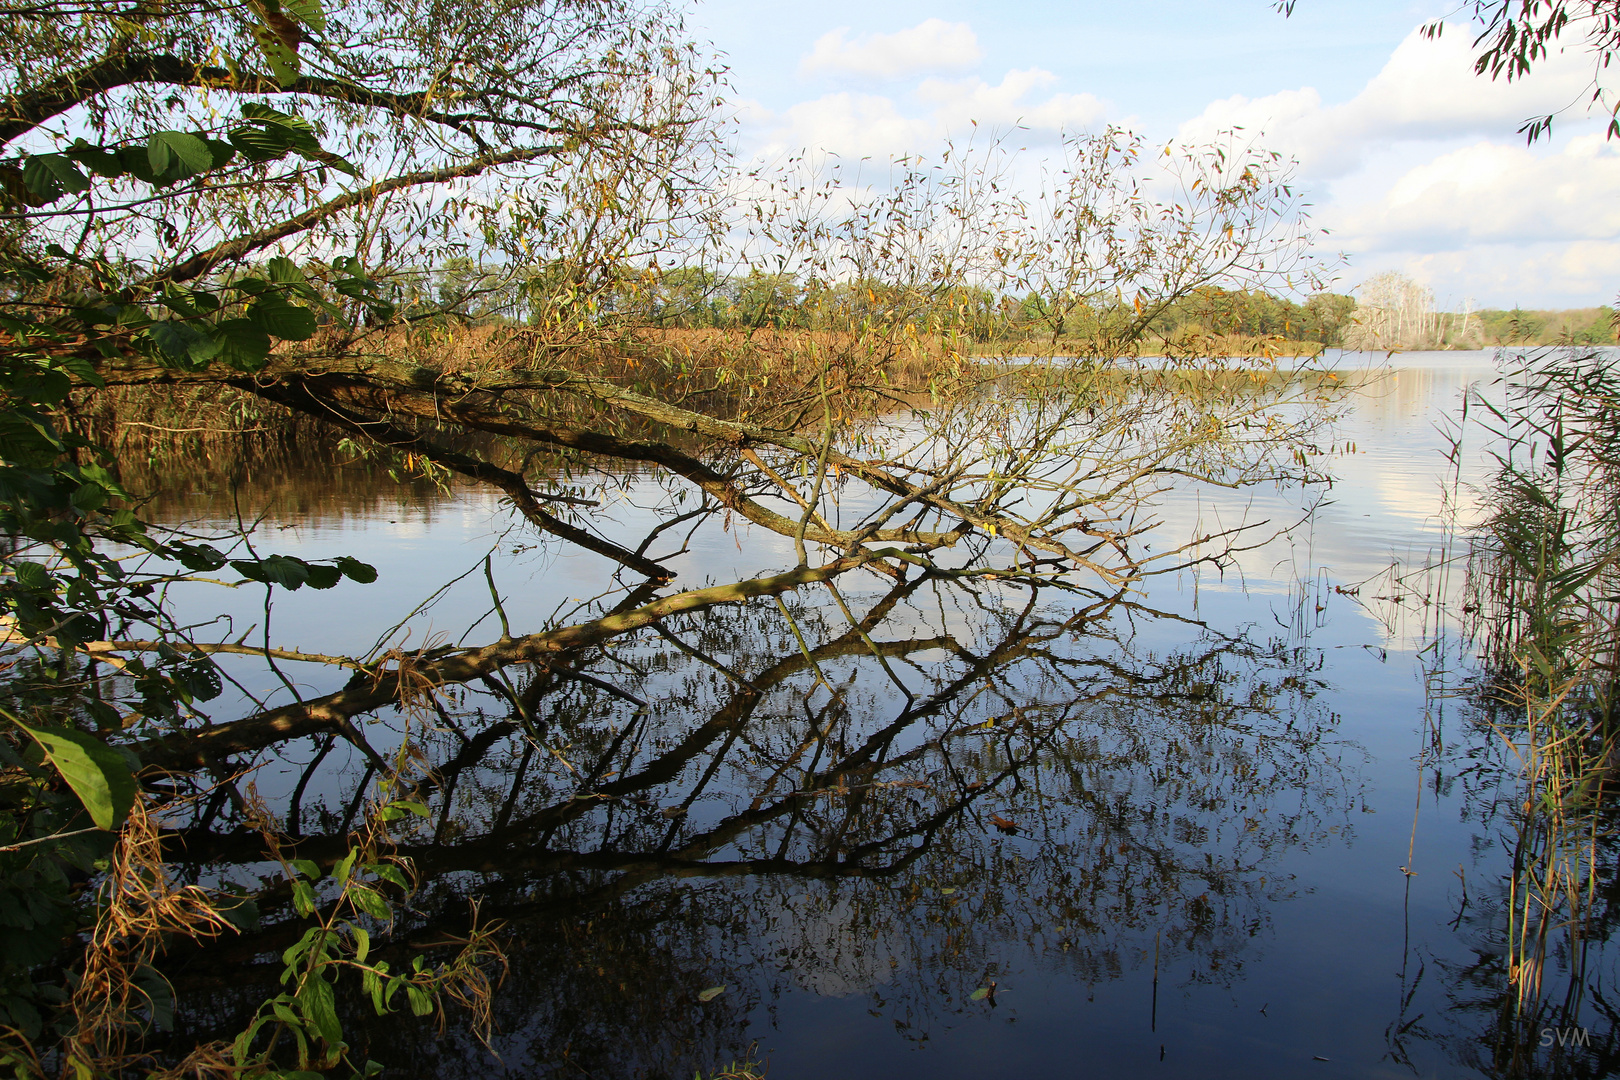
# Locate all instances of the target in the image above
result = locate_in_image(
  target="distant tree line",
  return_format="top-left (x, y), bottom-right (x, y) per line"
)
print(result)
top-left (416, 259), bottom-right (1360, 348)
top-left (1330, 271), bottom-right (1616, 352)
top-left (1472, 306), bottom-right (1617, 347)
top-left (245, 257), bottom-right (1620, 353)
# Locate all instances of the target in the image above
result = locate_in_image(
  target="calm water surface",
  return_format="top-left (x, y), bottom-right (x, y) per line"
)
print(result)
top-left (146, 350), bottom-right (1615, 1078)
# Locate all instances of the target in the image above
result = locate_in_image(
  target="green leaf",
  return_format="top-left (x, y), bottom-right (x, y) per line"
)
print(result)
top-left (247, 293), bottom-right (319, 341)
top-left (210, 318), bottom-right (271, 370)
top-left (172, 542), bottom-right (227, 571)
top-left (282, 0), bottom-right (326, 32)
top-left (267, 256), bottom-right (308, 285)
top-left (231, 554), bottom-right (315, 590)
top-left (303, 562), bottom-right (341, 590)
top-left (134, 963), bottom-right (176, 1030)
top-left (147, 131), bottom-right (214, 180)
top-left (369, 863), bottom-right (411, 891)
top-left (969, 986), bottom-right (991, 1001)
top-left (186, 333), bottom-right (226, 365)
top-left (115, 145), bottom-right (159, 185)
top-left (337, 556), bottom-right (378, 583)
top-left (70, 482), bottom-right (107, 514)
top-left (242, 103), bottom-right (305, 128)
top-left (349, 886), bottom-right (391, 920)
top-left (404, 986), bottom-right (433, 1017)
top-left (56, 354), bottom-right (106, 389)
top-left (282, 926), bottom-right (324, 969)
top-left (234, 1015), bottom-right (275, 1064)
top-left (351, 925), bottom-right (370, 963)
top-left (65, 141), bottom-right (125, 178)
top-left (13, 720), bottom-right (137, 830)
top-left (291, 879), bottom-right (317, 917)
top-left (237, 103), bottom-right (357, 175)
top-left (697, 986), bottom-right (725, 1002)
top-left (220, 895), bottom-right (261, 931)
top-left (13, 561), bottom-right (50, 591)
top-left (290, 858), bottom-right (322, 881)
top-left (228, 121), bottom-right (295, 163)
top-left (147, 320), bottom-right (207, 364)
top-left (253, 25), bottom-right (303, 86)
top-left (297, 975), bottom-right (343, 1045)
top-left (22, 154), bottom-right (90, 202)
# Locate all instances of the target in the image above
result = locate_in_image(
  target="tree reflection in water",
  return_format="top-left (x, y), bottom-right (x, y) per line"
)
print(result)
top-left (1383, 667), bottom-right (1620, 1080)
top-left (157, 574), bottom-right (1361, 1078)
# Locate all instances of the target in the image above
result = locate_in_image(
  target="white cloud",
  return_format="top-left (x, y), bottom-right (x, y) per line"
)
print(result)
top-left (800, 19), bottom-right (981, 80)
top-left (761, 92), bottom-right (935, 159)
top-left (917, 69), bottom-right (1107, 134)
top-left (1355, 241), bottom-right (1620, 309)
top-left (1167, 23), bottom-right (1619, 306)
top-left (1331, 135), bottom-right (1620, 251)
top-left (743, 16), bottom-right (1617, 306)
top-left (744, 70), bottom-right (1109, 162)
top-left (1179, 27), bottom-right (1594, 178)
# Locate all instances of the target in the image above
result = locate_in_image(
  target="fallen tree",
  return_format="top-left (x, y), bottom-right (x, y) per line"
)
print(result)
top-left (1, 0), bottom-right (1343, 1068)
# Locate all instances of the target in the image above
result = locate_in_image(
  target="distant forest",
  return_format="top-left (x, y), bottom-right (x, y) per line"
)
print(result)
top-left (1469, 306), bottom-right (1617, 347)
top-left (426, 260), bottom-right (1616, 352)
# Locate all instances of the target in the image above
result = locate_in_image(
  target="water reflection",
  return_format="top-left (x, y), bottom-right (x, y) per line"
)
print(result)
top-left (1385, 671), bottom-right (1620, 1079)
top-left (160, 576), bottom-right (1360, 1077)
top-left (1367, 347), bottom-right (1620, 1079)
top-left (122, 352), bottom-right (1620, 1076)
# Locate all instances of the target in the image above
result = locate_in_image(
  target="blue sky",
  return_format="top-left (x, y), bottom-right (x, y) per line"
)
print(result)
top-left (691, 0), bottom-right (1620, 310)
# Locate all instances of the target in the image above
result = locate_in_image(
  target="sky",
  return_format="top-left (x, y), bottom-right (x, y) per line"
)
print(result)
top-left (690, 0), bottom-right (1620, 311)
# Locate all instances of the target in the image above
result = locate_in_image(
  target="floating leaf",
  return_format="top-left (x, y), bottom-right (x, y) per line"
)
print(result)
top-left (969, 986), bottom-right (990, 1002)
top-left (697, 986), bottom-right (725, 1002)
top-left (988, 813), bottom-right (1020, 834)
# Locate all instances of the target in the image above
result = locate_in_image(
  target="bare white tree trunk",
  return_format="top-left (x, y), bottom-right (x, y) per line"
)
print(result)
top-left (1344, 272), bottom-right (1437, 350)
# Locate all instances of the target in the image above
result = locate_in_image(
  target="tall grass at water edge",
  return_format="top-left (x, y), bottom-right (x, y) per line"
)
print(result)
top-left (1419, 347), bottom-right (1620, 1073)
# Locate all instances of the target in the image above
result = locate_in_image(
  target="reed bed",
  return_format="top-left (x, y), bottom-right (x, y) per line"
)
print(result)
top-left (1447, 348), bottom-right (1620, 1071)
top-left (81, 323), bottom-right (1338, 492)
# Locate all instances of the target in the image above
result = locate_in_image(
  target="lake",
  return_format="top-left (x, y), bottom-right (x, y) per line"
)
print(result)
top-left (141, 348), bottom-right (1615, 1078)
